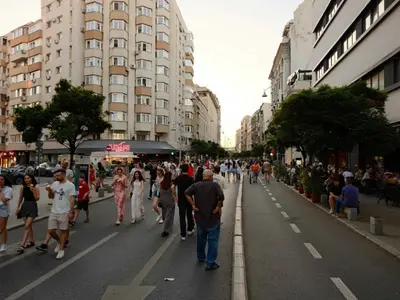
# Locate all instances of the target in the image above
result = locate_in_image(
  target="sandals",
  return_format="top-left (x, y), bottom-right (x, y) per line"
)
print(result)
top-left (17, 246), bottom-right (24, 254)
top-left (23, 242), bottom-right (35, 249)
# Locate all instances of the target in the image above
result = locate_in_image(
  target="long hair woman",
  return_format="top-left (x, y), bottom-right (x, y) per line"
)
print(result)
top-left (130, 170), bottom-right (145, 223)
top-left (152, 168), bottom-right (164, 224)
top-left (16, 174), bottom-right (40, 254)
top-left (195, 166), bottom-right (204, 183)
top-left (158, 171), bottom-right (177, 237)
top-left (112, 167), bottom-right (128, 225)
top-left (0, 175), bottom-right (13, 253)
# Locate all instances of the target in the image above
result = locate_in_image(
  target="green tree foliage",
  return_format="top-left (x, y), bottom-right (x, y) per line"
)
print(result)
top-left (190, 139), bottom-right (227, 159)
top-left (268, 81), bottom-right (399, 168)
top-left (13, 79), bottom-right (111, 166)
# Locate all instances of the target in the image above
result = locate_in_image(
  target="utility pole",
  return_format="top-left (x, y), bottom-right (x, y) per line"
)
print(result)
top-left (35, 135), bottom-right (44, 184)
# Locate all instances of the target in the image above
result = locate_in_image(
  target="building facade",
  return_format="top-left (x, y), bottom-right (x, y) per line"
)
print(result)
top-left (235, 128), bottom-right (241, 152)
top-left (310, 0), bottom-right (400, 123)
top-left (0, 0), bottom-right (223, 165)
top-left (239, 115), bottom-right (251, 152)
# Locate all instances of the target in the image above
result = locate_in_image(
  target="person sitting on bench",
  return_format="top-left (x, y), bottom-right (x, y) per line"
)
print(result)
top-left (335, 177), bottom-right (359, 217)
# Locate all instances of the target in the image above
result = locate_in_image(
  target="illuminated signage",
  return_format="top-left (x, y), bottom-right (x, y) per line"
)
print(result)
top-left (106, 142), bottom-right (130, 152)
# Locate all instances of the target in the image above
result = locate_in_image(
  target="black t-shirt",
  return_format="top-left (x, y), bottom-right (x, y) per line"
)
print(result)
top-left (175, 174), bottom-right (194, 203)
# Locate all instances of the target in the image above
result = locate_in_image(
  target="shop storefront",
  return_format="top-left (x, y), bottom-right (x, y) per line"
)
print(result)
top-left (0, 151), bottom-right (16, 167)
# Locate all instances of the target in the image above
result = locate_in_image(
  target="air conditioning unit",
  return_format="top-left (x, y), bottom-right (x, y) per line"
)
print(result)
top-left (82, 8), bottom-right (86, 13)
top-left (130, 64), bottom-right (136, 70)
top-left (21, 50), bottom-right (27, 54)
top-left (21, 96), bottom-right (27, 101)
top-left (80, 28), bottom-right (85, 33)
top-left (46, 75), bottom-right (51, 80)
top-left (54, 39), bottom-right (59, 44)
top-left (52, 18), bottom-right (57, 23)
top-left (46, 41), bottom-right (51, 47)
top-left (32, 78), bottom-right (36, 83)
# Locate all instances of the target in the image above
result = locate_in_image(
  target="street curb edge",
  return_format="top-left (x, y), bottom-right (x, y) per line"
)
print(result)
top-left (7, 194), bottom-right (114, 231)
top-left (281, 182), bottom-right (400, 260)
top-left (231, 175), bottom-right (248, 300)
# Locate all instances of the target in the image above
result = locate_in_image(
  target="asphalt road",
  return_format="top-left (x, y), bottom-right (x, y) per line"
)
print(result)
top-left (243, 175), bottom-right (400, 300)
top-left (0, 181), bottom-right (238, 300)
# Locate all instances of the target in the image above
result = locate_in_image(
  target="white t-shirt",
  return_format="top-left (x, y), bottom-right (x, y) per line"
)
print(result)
top-left (66, 169), bottom-right (74, 181)
top-left (51, 181), bottom-right (75, 214)
top-left (213, 174), bottom-right (226, 190)
top-left (0, 186), bottom-right (13, 213)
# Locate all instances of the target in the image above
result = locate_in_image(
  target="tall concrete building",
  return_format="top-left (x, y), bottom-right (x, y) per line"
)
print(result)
top-left (0, 0), bottom-right (207, 165)
top-left (309, 0), bottom-right (400, 124)
top-left (239, 115), bottom-right (251, 152)
top-left (235, 129), bottom-right (241, 152)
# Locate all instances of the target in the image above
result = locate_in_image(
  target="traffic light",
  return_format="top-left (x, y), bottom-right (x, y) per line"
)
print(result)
top-left (171, 151), bottom-right (175, 155)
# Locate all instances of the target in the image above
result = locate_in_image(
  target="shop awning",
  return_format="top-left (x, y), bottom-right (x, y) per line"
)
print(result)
top-left (43, 140), bottom-right (176, 155)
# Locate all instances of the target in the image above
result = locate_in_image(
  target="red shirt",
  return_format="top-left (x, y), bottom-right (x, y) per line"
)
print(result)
top-left (78, 183), bottom-right (90, 201)
top-left (188, 164), bottom-right (194, 177)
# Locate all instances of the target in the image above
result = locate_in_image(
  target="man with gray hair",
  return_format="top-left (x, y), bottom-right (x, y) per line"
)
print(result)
top-left (185, 169), bottom-right (225, 271)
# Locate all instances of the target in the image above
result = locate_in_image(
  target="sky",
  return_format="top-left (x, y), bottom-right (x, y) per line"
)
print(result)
top-left (0, 0), bottom-right (303, 147)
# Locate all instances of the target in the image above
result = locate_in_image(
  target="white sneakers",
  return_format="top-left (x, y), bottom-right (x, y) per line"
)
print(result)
top-left (187, 230), bottom-right (194, 236)
top-left (0, 244), bottom-right (7, 253)
top-left (54, 243), bottom-right (65, 259)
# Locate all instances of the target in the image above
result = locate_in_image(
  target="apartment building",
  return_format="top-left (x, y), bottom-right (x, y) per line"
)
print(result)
top-left (239, 115), bottom-right (251, 152)
top-left (0, 0), bottom-right (199, 164)
top-left (235, 129), bottom-right (241, 152)
top-left (195, 85), bottom-right (221, 144)
top-left (309, 0), bottom-right (400, 123)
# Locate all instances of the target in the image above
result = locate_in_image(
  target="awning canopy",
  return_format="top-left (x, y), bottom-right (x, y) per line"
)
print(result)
top-left (43, 140), bottom-right (176, 155)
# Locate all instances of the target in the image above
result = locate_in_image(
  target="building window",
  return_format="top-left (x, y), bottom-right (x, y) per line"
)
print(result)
top-left (110, 93), bottom-right (127, 103)
top-left (365, 70), bottom-right (384, 90)
top-left (110, 38), bottom-right (127, 48)
top-left (184, 59), bottom-right (193, 67)
top-left (29, 23), bottom-right (41, 34)
top-left (85, 75), bottom-right (102, 85)
top-left (111, 111), bottom-right (127, 121)
top-left (316, 66), bottom-right (325, 81)
top-left (29, 86), bottom-right (41, 96)
top-left (136, 42), bottom-right (152, 52)
top-left (156, 115), bottom-right (169, 125)
top-left (29, 70), bottom-right (41, 81)
top-left (364, 14), bottom-right (371, 31)
top-left (12, 27), bottom-right (26, 39)
top-left (156, 0), bottom-right (169, 10)
top-left (85, 57), bottom-right (102, 67)
top-left (56, 66), bottom-right (62, 74)
top-left (10, 135), bottom-right (22, 143)
top-left (156, 16), bottom-right (169, 26)
top-left (29, 54), bottom-right (42, 65)
top-left (29, 39), bottom-right (41, 49)
top-left (111, 20), bottom-right (128, 31)
top-left (156, 32), bottom-right (169, 43)
top-left (86, 2), bottom-right (103, 13)
top-left (184, 111), bottom-right (193, 119)
top-left (184, 98), bottom-right (193, 106)
top-left (86, 39), bottom-right (102, 49)
top-left (136, 59), bottom-right (152, 70)
top-left (137, 24), bottom-right (152, 35)
top-left (11, 43), bottom-right (27, 54)
top-left (45, 86), bottom-right (52, 93)
top-left (110, 75), bottom-right (127, 85)
top-left (136, 77), bottom-right (152, 87)
top-left (110, 56), bottom-right (127, 67)
top-left (156, 49), bottom-right (169, 59)
top-left (137, 6), bottom-right (152, 16)
top-left (135, 113), bottom-right (151, 123)
top-left (343, 30), bottom-right (356, 52)
top-left (156, 82), bottom-right (169, 92)
top-left (136, 95), bottom-right (151, 105)
top-left (156, 99), bottom-right (168, 109)
top-left (184, 125), bottom-right (193, 133)
top-left (86, 20), bottom-right (102, 31)
top-left (56, 49), bottom-right (62, 57)
top-left (112, 132), bottom-right (127, 140)
top-left (328, 51), bottom-right (338, 68)
top-left (112, 1), bottom-right (128, 12)
top-left (156, 65), bottom-right (169, 76)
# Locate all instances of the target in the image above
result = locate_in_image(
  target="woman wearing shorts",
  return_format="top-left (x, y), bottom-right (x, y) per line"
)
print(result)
top-left (0, 175), bottom-right (13, 253)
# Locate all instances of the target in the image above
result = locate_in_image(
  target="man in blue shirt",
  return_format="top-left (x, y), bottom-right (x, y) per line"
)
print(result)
top-left (335, 178), bottom-right (359, 216)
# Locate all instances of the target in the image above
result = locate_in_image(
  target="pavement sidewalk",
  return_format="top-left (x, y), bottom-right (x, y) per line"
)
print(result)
top-left (6, 178), bottom-right (114, 230)
top-left (282, 182), bottom-right (400, 259)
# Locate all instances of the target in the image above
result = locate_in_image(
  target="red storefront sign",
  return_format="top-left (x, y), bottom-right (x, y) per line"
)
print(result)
top-left (106, 142), bottom-right (130, 152)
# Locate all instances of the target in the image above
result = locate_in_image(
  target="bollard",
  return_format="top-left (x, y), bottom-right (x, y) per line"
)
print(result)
top-left (107, 185), bottom-right (113, 193)
top-left (370, 216), bottom-right (383, 235)
top-left (320, 194), bottom-right (329, 206)
top-left (98, 187), bottom-right (106, 198)
top-left (346, 207), bottom-right (358, 221)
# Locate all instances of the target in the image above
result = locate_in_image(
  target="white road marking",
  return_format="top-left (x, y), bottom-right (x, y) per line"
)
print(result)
top-left (268, 193), bottom-right (272, 196)
top-left (281, 211), bottom-right (289, 218)
top-left (275, 203), bottom-right (282, 208)
top-left (271, 197), bottom-right (276, 201)
top-left (266, 189), bottom-right (270, 192)
top-left (5, 232), bottom-right (118, 300)
top-left (0, 231), bottom-right (76, 270)
top-left (304, 243), bottom-right (322, 259)
top-left (331, 278), bottom-right (359, 300)
top-left (290, 223), bottom-right (301, 233)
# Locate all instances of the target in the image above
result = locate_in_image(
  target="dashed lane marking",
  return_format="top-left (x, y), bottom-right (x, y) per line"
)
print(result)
top-left (275, 203), bottom-right (282, 208)
top-left (281, 211), bottom-right (289, 219)
top-left (331, 277), bottom-right (359, 300)
top-left (290, 223), bottom-right (301, 233)
top-left (304, 242), bottom-right (322, 259)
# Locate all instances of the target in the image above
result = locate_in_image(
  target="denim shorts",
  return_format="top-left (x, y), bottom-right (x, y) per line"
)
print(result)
top-left (0, 205), bottom-right (10, 218)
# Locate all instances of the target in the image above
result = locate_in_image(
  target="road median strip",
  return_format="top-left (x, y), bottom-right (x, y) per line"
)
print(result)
top-left (280, 181), bottom-right (400, 260)
top-left (232, 175), bottom-right (248, 300)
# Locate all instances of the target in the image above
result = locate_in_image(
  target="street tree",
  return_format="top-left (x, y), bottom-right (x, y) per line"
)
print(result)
top-left (14, 105), bottom-right (51, 144)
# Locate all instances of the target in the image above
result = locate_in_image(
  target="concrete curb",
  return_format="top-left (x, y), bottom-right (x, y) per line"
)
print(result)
top-left (231, 175), bottom-right (248, 300)
top-left (281, 182), bottom-right (400, 260)
top-left (7, 194), bottom-right (114, 231)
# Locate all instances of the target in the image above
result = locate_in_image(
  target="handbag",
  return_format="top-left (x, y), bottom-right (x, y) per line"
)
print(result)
top-left (17, 210), bottom-right (22, 219)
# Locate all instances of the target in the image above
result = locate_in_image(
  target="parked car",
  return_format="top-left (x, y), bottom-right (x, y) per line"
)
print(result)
top-left (35, 162), bottom-right (57, 177)
top-left (6, 169), bottom-right (25, 185)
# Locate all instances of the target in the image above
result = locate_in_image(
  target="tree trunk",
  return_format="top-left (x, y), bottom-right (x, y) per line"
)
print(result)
top-left (69, 147), bottom-right (76, 169)
top-left (301, 151), bottom-right (307, 166)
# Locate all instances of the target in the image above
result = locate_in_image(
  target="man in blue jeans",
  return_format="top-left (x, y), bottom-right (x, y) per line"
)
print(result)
top-left (185, 169), bottom-right (225, 271)
top-left (335, 177), bottom-right (359, 217)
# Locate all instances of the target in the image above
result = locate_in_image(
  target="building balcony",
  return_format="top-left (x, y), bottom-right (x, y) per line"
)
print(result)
top-left (110, 121), bottom-right (128, 131)
top-left (155, 124), bottom-right (168, 134)
top-left (135, 122), bottom-right (151, 132)
top-left (10, 50), bottom-right (28, 63)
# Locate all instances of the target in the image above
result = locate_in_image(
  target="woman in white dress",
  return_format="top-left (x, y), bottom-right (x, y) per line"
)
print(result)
top-left (130, 171), bottom-right (145, 223)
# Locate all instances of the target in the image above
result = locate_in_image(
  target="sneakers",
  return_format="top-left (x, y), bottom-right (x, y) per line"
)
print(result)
top-left (116, 220), bottom-right (121, 225)
top-left (56, 250), bottom-right (65, 259)
top-left (158, 219), bottom-right (164, 224)
top-left (181, 236), bottom-right (186, 241)
top-left (187, 230), bottom-right (194, 236)
top-left (36, 243), bottom-right (48, 252)
top-left (131, 219), bottom-right (136, 224)
top-left (156, 215), bottom-right (162, 223)
top-left (54, 243), bottom-right (60, 253)
top-left (205, 263), bottom-right (220, 271)
top-left (0, 244), bottom-right (7, 253)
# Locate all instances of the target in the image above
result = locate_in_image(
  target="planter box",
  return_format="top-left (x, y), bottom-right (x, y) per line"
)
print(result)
top-left (305, 191), bottom-right (311, 198)
top-left (311, 192), bottom-right (320, 203)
